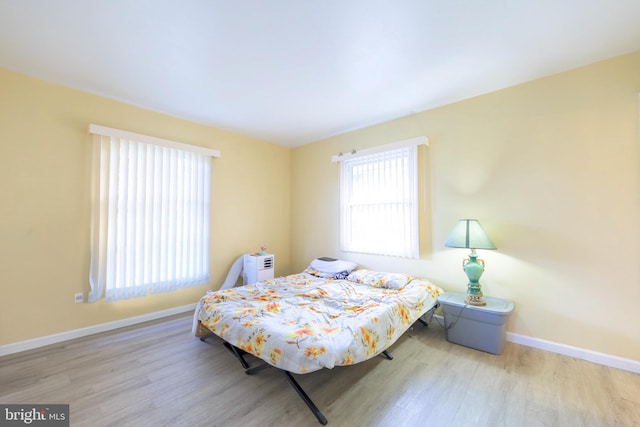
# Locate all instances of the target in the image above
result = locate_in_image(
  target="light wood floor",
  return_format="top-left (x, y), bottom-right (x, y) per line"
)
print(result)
top-left (1, 314), bottom-right (639, 427)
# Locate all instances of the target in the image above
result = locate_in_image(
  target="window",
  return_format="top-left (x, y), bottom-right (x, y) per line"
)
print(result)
top-left (338, 138), bottom-right (426, 258)
top-left (88, 125), bottom-right (219, 302)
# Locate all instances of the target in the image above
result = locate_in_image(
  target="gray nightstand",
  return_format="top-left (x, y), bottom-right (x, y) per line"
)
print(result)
top-left (438, 292), bottom-right (514, 354)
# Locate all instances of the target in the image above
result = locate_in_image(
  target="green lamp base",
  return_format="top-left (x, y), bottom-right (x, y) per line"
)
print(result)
top-left (462, 250), bottom-right (487, 306)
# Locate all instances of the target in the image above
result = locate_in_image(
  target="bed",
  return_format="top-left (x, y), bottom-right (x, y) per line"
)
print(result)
top-left (193, 260), bottom-right (443, 424)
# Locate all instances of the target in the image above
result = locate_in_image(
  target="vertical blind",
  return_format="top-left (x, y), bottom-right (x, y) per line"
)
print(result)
top-left (340, 144), bottom-right (419, 258)
top-left (88, 126), bottom-right (217, 302)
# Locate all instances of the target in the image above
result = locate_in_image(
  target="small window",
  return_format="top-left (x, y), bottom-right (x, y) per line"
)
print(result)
top-left (339, 140), bottom-right (421, 258)
top-left (88, 125), bottom-right (219, 302)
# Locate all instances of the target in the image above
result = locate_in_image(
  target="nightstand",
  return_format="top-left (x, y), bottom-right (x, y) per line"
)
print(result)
top-left (438, 292), bottom-right (514, 355)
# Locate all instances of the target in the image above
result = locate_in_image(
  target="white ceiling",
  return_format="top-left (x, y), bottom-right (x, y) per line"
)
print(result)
top-left (1, 1), bottom-right (639, 147)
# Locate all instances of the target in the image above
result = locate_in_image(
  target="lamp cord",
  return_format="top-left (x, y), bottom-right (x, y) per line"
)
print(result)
top-left (434, 302), bottom-right (470, 331)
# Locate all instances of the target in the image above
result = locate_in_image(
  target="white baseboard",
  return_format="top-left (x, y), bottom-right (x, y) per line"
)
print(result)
top-left (0, 303), bottom-right (196, 357)
top-left (506, 332), bottom-right (640, 374)
top-left (432, 314), bottom-right (639, 373)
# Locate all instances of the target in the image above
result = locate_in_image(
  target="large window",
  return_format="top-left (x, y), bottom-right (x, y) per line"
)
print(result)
top-left (88, 125), bottom-right (219, 302)
top-left (339, 138), bottom-right (425, 258)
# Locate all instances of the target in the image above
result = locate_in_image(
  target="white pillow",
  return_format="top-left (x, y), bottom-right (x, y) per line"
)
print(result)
top-left (346, 269), bottom-right (413, 289)
top-left (309, 257), bottom-right (358, 274)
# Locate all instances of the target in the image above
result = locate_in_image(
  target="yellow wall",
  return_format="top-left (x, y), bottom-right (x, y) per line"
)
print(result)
top-left (2, 51), bottom-right (639, 362)
top-left (291, 51), bottom-right (640, 361)
top-left (0, 68), bottom-right (290, 345)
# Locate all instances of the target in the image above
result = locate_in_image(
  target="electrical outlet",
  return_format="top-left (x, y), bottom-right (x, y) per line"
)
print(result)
top-left (74, 293), bottom-right (84, 303)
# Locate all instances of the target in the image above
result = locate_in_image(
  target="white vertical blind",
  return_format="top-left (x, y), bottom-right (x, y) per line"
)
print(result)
top-left (340, 145), bottom-right (419, 258)
top-left (88, 127), bottom-right (214, 302)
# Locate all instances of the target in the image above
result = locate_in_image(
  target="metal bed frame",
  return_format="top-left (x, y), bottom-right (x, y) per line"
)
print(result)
top-left (199, 306), bottom-right (437, 425)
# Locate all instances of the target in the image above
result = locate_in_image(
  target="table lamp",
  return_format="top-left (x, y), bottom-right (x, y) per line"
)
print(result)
top-left (444, 219), bottom-right (497, 306)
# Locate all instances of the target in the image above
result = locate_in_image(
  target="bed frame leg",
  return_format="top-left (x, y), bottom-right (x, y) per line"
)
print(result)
top-left (381, 350), bottom-right (393, 360)
top-left (283, 371), bottom-right (328, 425)
top-left (418, 304), bottom-right (438, 327)
top-left (223, 341), bottom-right (250, 369)
top-left (199, 332), bottom-right (215, 341)
top-left (245, 363), bottom-right (270, 375)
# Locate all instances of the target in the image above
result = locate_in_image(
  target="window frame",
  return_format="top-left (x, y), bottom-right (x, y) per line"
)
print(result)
top-left (336, 137), bottom-right (427, 258)
top-left (88, 125), bottom-right (219, 302)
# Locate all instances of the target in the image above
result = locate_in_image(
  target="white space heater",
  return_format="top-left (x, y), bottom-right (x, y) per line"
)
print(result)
top-left (243, 253), bottom-right (275, 285)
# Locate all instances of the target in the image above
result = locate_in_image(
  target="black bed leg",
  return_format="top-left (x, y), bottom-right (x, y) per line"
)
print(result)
top-left (223, 341), bottom-right (250, 369)
top-left (199, 332), bottom-right (215, 341)
top-left (418, 305), bottom-right (437, 327)
top-left (381, 350), bottom-right (393, 360)
top-left (245, 363), bottom-right (270, 375)
top-left (283, 371), bottom-right (328, 425)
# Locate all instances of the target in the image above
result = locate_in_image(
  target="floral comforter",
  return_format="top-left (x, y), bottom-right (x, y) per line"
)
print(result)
top-left (195, 269), bottom-right (443, 374)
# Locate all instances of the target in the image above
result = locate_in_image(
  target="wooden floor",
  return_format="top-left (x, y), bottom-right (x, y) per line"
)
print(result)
top-left (1, 314), bottom-right (639, 427)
